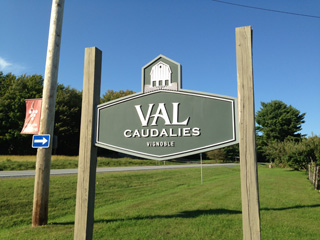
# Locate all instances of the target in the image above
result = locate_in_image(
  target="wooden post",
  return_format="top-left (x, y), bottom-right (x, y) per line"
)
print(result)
top-left (74, 47), bottom-right (102, 240)
top-left (32, 0), bottom-right (64, 227)
top-left (308, 163), bottom-right (312, 182)
top-left (236, 26), bottom-right (261, 240)
top-left (312, 163), bottom-right (317, 186)
top-left (315, 166), bottom-right (319, 190)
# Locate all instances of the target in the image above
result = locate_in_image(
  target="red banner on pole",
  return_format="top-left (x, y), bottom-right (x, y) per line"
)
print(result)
top-left (21, 99), bottom-right (42, 134)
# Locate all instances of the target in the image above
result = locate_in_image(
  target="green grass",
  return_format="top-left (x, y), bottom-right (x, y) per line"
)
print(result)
top-left (0, 165), bottom-right (319, 239)
top-left (0, 155), bottom-right (199, 171)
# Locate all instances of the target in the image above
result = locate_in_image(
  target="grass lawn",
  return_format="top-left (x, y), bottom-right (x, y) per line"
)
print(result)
top-left (0, 165), bottom-right (319, 239)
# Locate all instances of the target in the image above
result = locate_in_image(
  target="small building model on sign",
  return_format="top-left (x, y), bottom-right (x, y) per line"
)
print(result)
top-left (147, 61), bottom-right (177, 91)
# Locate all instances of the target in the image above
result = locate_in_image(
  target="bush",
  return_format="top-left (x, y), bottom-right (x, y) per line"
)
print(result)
top-left (264, 136), bottom-right (320, 170)
top-left (206, 149), bottom-right (225, 162)
top-left (206, 144), bottom-right (239, 162)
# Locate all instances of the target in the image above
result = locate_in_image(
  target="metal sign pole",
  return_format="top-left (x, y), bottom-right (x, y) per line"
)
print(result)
top-left (200, 153), bottom-right (203, 185)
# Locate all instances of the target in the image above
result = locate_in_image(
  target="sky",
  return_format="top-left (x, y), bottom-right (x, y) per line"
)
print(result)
top-left (1, 0), bottom-right (319, 136)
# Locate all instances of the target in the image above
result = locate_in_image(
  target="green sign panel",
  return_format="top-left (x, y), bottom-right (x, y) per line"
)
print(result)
top-left (96, 55), bottom-right (238, 160)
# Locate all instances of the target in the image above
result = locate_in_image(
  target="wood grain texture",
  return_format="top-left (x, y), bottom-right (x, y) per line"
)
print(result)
top-left (74, 47), bottom-right (102, 240)
top-left (236, 26), bottom-right (261, 240)
top-left (32, 0), bottom-right (65, 227)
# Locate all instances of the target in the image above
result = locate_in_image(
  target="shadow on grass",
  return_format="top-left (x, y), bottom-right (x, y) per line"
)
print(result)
top-left (50, 204), bottom-right (320, 226)
top-left (261, 204), bottom-right (320, 211)
top-left (50, 208), bottom-right (240, 226)
top-left (96, 208), bottom-right (242, 224)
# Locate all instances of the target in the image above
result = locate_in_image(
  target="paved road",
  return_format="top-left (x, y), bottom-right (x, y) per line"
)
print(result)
top-left (0, 163), bottom-right (239, 178)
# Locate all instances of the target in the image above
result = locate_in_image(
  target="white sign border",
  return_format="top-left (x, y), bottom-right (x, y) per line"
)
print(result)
top-left (95, 89), bottom-right (238, 160)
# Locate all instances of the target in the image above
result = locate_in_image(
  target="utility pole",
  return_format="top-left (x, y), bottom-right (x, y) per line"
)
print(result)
top-left (32, 0), bottom-right (65, 227)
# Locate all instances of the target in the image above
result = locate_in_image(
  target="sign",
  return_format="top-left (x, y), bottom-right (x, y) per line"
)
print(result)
top-left (32, 134), bottom-right (50, 148)
top-left (21, 99), bottom-right (42, 134)
top-left (96, 55), bottom-right (238, 160)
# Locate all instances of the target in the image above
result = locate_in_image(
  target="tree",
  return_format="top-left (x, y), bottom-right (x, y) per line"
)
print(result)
top-left (101, 90), bottom-right (135, 103)
top-left (0, 72), bottom-right (43, 154)
top-left (0, 74), bottom-right (138, 156)
top-left (54, 84), bottom-right (82, 155)
top-left (308, 135), bottom-right (320, 164)
top-left (263, 136), bottom-right (320, 170)
top-left (206, 144), bottom-right (239, 162)
top-left (256, 100), bottom-right (306, 142)
top-left (206, 148), bottom-right (225, 161)
top-left (0, 72), bottom-right (83, 155)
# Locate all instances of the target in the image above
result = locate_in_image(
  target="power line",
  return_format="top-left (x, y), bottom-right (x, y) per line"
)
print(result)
top-left (211, 0), bottom-right (320, 19)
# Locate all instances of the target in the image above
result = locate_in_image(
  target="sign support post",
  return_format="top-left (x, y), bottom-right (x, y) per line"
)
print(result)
top-left (236, 26), bottom-right (261, 240)
top-left (74, 47), bottom-right (102, 240)
top-left (32, 0), bottom-right (64, 227)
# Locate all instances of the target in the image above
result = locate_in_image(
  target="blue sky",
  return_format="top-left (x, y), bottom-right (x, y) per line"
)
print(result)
top-left (1, 0), bottom-right (319, 136)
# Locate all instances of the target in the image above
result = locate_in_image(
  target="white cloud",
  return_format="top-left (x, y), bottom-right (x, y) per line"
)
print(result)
top-left (0, 57), bottom-right (12, 71)
top-left (0, 56), bottom-right (26, 74)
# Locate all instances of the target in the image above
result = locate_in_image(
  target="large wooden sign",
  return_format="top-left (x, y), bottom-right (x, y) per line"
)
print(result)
top-left (75, 27), bottom-right (261, 240)
top-left (95, 55), bottom-right (238, 160)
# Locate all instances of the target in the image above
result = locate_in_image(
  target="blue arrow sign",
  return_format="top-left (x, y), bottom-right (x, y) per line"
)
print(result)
top-left (32, 134), bottom-right (50, 148)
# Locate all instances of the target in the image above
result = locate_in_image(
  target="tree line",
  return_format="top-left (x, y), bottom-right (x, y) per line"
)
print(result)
top-left (255, 100), bottom-right (319, 170)
top-left (206, 100), bottom-right (320, 170)
top-left (0, 72), bottom-right (134, 156)
top-left (1, 72), bottom-right (319, 170)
